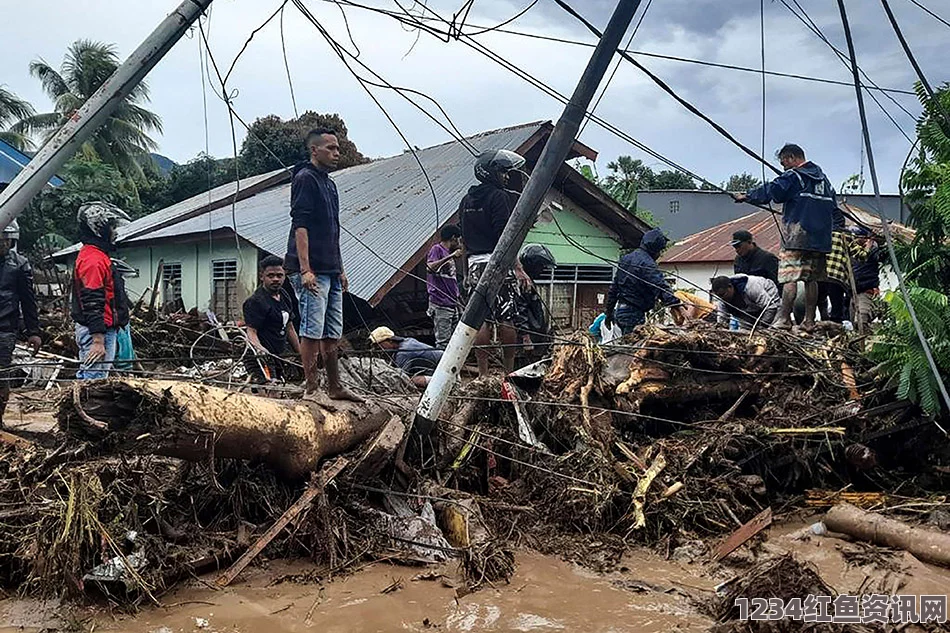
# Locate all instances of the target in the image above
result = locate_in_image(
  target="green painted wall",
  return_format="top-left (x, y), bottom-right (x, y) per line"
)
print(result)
top-left (525, 193), bottom-right (621, 265)
top-left (116, 237), bottom-right (258, 316)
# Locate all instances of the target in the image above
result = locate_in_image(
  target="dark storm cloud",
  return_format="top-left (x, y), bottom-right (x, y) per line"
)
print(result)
top-left (1, 0), bottom-right (945, 192)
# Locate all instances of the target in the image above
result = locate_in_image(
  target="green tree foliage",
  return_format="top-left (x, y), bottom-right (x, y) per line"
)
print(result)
top-left (20, 157), bottom-right (141, 252)
top-left (139, 153), bottom-right (236, 212)
top-left (0, 86), bottom-right (35, 151)
top-left (869, 82), bottom-right (950, 414)
top-left (899, 83), bottom-right (950, 293)
top-left (653, 169), bottom-right (696, 190)
top-left (840, 173), bottom-right (864, 194)
top-left (239, 111), bottom-right (367, 176)
top-left (868, 287), bottom-right (950, 415)
top-left (12, 40), bottom-right (162, 180)
top-left (724, 173), bottom-right (761, 192)
top-left (576, 159), bottom-right (657, 226)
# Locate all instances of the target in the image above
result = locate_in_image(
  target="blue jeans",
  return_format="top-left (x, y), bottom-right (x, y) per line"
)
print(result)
top-left (615, 304), bottom-right (645, 335)
top-left (289, 273), bottom-right (344, 340)
top-left (75, 324), bottom-right (118, 380)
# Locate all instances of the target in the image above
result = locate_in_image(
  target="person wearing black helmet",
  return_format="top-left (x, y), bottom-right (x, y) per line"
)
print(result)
top-left (514, 243), bottom-right (556, 362)
top-left (0, 214), bottom-right (41, 427)
top-left (459, 149), bottom-right (532, 377)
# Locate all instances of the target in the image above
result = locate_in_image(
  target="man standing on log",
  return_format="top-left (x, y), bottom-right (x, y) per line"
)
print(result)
top-left (284, 128), bottom-right (362, 402)
top-left (72, 201), bottom-right (131, 380)
top-left (0, 218), bottom-right (41, 427)
top-left (734, 144), bottom-right (835, 330)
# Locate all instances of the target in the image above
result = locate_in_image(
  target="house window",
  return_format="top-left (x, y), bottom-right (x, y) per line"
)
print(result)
top-left (161, 262), bottom-right (182, 305)
top-left (211, 259), bottom-right (239, 321)
top-left (669, 200), bottom-right (680, 214)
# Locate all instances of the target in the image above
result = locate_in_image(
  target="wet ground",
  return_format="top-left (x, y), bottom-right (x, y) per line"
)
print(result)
top-left (2, 519), bottom-right (949, 632)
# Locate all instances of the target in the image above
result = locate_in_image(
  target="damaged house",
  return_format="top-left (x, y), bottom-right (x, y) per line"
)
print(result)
top-left (53, 121), bottom-right (650, 336)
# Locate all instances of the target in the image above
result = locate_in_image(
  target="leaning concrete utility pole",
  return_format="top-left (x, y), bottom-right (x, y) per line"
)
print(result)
top-left (0, 0), bottom-right (213, 229)
top-left (415, 0), bottom-right (643, 426)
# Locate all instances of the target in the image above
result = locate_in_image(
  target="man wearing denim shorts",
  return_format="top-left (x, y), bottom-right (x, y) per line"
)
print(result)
top-left (284, 128), bottom-right (362, 402)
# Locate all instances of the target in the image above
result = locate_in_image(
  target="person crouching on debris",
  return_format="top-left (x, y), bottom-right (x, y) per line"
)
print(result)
top-left (460, 149), bottom-right (532, 377)
top-left (734, 144), bottom-right (835, 331)
top-left (604, 228), bottom-right (686, 334)
top-left (711, 275), bottom-right (780, 330)
top-left (72, 201), bottom-right (132, 380)
top-left (0, 218), bottom-right (41, 427)
top-left (242, 255), bottom-right (301, 384)
top-left (369, 326), bottom-right (443, 388)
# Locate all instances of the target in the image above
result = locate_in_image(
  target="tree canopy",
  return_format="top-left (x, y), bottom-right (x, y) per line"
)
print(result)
top-left (239, 111), bottom-right (367, 176)
top-left (12, 40), bottom-right (162, 181)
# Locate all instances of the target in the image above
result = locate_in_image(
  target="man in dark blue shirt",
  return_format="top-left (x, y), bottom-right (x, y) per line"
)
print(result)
top-left (243, 255), bottom-right (299, 383)
top-left (735, 144), bottom-right (835, 330)
top-left (284, 128), bottom-right (362, 402)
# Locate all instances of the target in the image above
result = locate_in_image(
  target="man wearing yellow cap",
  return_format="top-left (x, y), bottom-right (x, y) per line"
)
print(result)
top-left (369, 327), bottom-right (444, 388)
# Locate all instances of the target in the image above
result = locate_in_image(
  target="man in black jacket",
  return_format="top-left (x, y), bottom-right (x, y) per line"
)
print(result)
top-left (731, 230), bottom-right (779, 286)
top-left (0, 219), bottom-right (41, 427)
top-left (459, 149), bottom-right (532, 377)
top-left (284, 128), bottom-right (362, 402)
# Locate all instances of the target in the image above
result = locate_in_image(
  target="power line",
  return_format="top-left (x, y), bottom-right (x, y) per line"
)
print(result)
top-left (292, 0), bottom-right (443, 228)
top-left (358, 0), bottom-right (766, 198)
top-left (578, 0), bottom-right (653, 137)
top-left (279, 3), bottom-right (300, 117)
top-left (555, 0), bottom-right (782, 176)
top-left (835, 0), bottom-right (950, 426)
top-left (905, 0), bottom-right (950, 29)
top-left (778, 0), bottom-right (918, 145)
top-left (313, 1), bottom-right (916, 96)
top-left (880, 0), bottom-right (950, 135)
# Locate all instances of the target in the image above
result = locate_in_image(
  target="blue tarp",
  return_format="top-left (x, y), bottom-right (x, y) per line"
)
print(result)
top-left (0, 139), bottom-right (65, 187)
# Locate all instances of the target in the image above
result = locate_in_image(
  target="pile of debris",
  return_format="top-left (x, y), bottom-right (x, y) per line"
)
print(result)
top-left (0, 321), bottom-right (946, 605)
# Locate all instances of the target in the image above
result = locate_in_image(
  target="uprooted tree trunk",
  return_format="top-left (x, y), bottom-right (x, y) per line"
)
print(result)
top-left (59, 380), bottom-right (410, 479)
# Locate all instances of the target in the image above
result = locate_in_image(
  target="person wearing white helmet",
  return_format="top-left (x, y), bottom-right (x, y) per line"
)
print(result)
top-left (0, 217), bottom-right (41, 427)
top-left (71, 201), bottom-right (131, 379)
top-left (459, 149), bottom-right (532, 377)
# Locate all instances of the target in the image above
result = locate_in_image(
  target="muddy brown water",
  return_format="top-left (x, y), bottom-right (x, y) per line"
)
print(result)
top-left (2, 520), bottom-right (949, 632)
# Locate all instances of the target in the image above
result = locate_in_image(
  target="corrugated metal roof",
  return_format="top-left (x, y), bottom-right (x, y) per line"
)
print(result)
top-left (123, 121), bottom-right (548, 302)
top-left (660, 211), bottom-right (780, 264)
top-left (660, 202), bottom-right (914, 265)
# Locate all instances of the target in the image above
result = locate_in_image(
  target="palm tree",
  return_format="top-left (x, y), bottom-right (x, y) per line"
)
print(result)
top-left (0, 87), bottom-right (35, 151)
top-left (13, 39), bottom-right (162, 180)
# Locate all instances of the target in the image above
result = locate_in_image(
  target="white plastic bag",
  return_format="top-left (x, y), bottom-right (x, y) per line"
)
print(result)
top-left (600, 321), bottom-right (623, 344)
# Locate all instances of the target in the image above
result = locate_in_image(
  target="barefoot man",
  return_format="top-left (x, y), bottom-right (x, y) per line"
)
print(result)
top-left (734, 144), bottom-right (835, 330)
top-left (284, 127), bottom-right (362, 402)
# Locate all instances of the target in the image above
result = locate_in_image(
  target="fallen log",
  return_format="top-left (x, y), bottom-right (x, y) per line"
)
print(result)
top-left (59, 379), bottom-right (410, 479)
top-left (824, 503), bottom-right (950, 568)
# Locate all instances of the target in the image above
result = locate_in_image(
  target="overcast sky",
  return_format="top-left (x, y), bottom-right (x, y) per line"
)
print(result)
top-left (2, 0), bottom-right (946, 191)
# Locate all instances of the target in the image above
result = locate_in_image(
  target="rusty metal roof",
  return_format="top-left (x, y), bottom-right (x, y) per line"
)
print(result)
top-left (660, 211), bottom-right (781, 264)
top-left (660, 202), bottom-right (914, 265)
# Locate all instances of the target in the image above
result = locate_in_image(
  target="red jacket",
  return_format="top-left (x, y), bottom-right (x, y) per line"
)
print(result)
top-left (71, 244), bottom-right (119, 333)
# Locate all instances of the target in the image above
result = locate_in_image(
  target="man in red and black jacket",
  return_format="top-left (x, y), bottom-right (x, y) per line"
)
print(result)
top-left (71, 201), bottom-right (131, 379)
